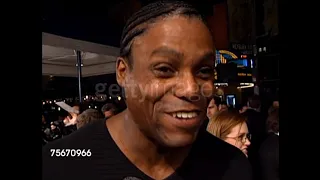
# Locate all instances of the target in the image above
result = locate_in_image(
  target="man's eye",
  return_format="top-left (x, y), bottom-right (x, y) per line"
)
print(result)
top-left (154, 66), bottom-right (175, 78)
top-left (197, 67), bottom-right (214, 78)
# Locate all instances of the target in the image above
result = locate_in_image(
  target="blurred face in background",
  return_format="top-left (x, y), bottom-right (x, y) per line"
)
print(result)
top-left (50, 124), bottom-right (56, 130)
top-left (219, 104), bottom-right (228, 112)
top-left (207, 98), bottom-right (219, 119)
top-left (224, 122), bottom-right (251, 157)
top-left (239, 106), bottom-right (248, 114)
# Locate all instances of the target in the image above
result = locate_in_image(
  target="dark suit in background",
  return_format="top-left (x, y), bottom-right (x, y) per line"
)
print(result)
top-left (259, 133), bottom-right (279, 180)
top-left (243, 109), bottom-right (267, 180)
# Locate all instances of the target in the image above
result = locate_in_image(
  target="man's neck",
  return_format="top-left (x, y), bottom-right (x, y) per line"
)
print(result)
top-left (106, 110), bottom-right (190, 176)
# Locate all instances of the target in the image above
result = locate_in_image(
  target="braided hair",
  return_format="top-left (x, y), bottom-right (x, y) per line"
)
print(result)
top-left (119, 0), bottom-right (208, 68)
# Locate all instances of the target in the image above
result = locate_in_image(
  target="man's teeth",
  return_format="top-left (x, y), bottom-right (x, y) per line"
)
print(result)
top-left (172, 112), bottom-right (198, 119)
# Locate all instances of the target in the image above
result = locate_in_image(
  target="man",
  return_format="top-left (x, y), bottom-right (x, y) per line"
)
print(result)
top-left (244, 95), bottom-right (266, 145)
top-left (43, 1), bottom-right (252, 179)
top-left (243, 95), bottom-right (266, 180)
top-left (219, 101), bottom-right (229, 112)
top-left (101, 103), bottom-right (117, 119)
top-left (259, 109), bottom-right (279, 180)
top-left (76, 109), bottom-right (104, 129)
top-left (207, 96), bottom-right (222, 119)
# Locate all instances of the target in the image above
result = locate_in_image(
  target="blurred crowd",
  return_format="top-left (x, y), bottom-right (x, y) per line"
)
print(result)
top-left (41, 102), bottom-right (118, 145)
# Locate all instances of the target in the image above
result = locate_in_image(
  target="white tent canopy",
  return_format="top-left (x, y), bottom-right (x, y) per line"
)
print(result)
top-left (42, 32), bottom-right (119, 77)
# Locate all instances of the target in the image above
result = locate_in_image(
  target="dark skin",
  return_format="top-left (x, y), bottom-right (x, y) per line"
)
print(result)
top-left (107, 15), bottom-right (215, 179)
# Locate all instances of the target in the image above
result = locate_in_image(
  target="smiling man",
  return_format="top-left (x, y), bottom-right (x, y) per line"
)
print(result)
top-left (42, 1), bottom-right (252, 180)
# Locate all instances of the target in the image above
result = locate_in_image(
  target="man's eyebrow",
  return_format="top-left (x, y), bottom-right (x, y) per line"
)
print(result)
top-left (198, 51), bottom-right (215, 63)
top-left (150, 46), bottom-right (215, 65)
top-left (150, 46), bottom-right (183, 59)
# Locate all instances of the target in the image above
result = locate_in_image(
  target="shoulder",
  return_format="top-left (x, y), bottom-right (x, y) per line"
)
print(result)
top-left (191, 131), bottom-right (252, 180)
top-left (259, 134), bottom-right (279, 156)
top-left (260, 134), bottom-right (279, 150)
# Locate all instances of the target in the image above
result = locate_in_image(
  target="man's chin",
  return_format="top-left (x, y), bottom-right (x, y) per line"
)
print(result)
top-left (157, 131), bottom-right (199, 148)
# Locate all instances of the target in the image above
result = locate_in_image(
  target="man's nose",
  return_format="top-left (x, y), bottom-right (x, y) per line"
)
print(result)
top-left (174, 73), bottom-right (199, 100)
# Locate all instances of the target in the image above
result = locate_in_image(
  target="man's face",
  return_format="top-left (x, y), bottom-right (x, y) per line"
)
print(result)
top-left (116, 15), bottom-right (215, 147)
top-left (219, 104), bottom-right (228, 112)
top-left (207, 99), bottom-right (219, 119)
top-left (50, 124), bottom-right (56, 130)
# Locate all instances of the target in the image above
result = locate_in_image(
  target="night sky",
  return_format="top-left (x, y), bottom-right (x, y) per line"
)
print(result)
top-left (43, 0), bottom-right (223, 46)
top-left (42, 74), bottom-right (118, 99)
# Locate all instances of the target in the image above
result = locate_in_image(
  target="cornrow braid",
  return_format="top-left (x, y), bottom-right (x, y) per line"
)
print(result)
top-left (119, 0), bottom-right (207, 68)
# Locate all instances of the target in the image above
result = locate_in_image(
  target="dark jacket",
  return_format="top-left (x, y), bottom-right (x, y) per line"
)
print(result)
top-left (259, 133), bottom-right (279, 180)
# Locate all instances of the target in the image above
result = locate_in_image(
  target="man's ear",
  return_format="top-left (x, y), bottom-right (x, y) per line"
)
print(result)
top-left (116, 57), bottom-right (129, 87)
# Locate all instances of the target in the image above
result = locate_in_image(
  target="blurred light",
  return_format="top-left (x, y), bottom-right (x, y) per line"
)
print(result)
top-left (118, 96), bottom-right (121, 101)
top-left (237, 83), bottom-right (254, 89)
top-left (43, 102), bottom-right (45, 105)
top-left (75, 63), bottom-right (84, 67)
top-left (214, 83), bottom-right (228, 86)
top-left (94, 106), bottom-right (97, 109)
top-left (89, 106), bottom-right (91, 108)
top-left (85, 95), bottom-right (89, 99)
top-left (263, 47), bottom-right (267, 52)
top-left (49, 101), bottom-right (52, 104)
top-left (58, 107), bottom-right (61, 111)
top-left (54, 100), bottom-right (56, 103)
top-left (258, 48), bottom-right (262, 52)
top-left (109, 96), bottom-right (112, 99)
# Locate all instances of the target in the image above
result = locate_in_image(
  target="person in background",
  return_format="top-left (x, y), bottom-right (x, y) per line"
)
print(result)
top-left (243, 95), bottom-right (267, 180)
top-left (272, 100), bottom-right (279, 108)
top-left (49, 122), bottom-right (62, 141)
top-left (206, 96), bottom-right (222, 119)
top-left (42, 115), bottom-right (47, 126)
top-left (42, 115), bottom-right (49, 132)
top-left (43, 1), bottom-right (252, 179)
top-left (259, 108), bottom-right (279, 180)
top-left (268, 100), bottom-right (279, 115)
top-left (243, 95), bottom-right (266, 149)
top-left (239, 104), bottom-right (248, 114)
top-left (101, 103), bottom-right (117, 119)
top-left (207, 111), bottom-right (251, 157)
top-left (62, 105), bottom-right (82, 136)
top-left (42, 115), bottom-right (50, 145)
top-left (76, 109), bottom-right (104, 129)
top-left (219, 101), bottom-right (228, 112)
